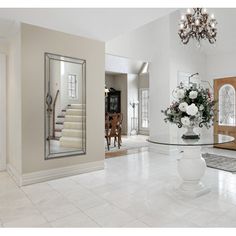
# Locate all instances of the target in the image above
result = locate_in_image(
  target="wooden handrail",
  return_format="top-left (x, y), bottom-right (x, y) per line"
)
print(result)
top-left (52, 90), bottom-right (60, 138)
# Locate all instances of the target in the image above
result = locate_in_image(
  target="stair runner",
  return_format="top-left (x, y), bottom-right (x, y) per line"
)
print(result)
top-left (56, 104), bottom-right (85, 148)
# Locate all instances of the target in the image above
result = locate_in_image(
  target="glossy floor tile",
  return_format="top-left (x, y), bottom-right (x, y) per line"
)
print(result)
top-left (1, 148), bottom-right (236, 227)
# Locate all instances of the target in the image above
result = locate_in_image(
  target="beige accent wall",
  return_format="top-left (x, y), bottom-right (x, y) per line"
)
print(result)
top-left (20, 23), bottom-right (105, 174)
top-left (0, 40), bottom-right (9, 54)
top-left (7, 29), bottom-right (22, 174)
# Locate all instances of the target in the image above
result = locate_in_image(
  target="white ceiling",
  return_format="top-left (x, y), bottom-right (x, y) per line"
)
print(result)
top-left (0, 8), bottom-right (235, 55)
top-left (0, 8), bottom-right (175, 41)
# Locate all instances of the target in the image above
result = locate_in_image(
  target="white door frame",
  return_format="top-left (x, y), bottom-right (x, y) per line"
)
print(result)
top-left (0, 53), bottom-right (6, 171)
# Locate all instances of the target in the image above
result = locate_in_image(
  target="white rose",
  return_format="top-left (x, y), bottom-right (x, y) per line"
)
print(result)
top-left (178, 102), bottom-right (188, 112)
top-left (199, 104), bottom-right (204, 111)
top-left (186, 104), bottom-right (198, 116)
top-left (189, 91), bottom-right (198, 99)
top-left (181, 116), bottom-right (190, 126)
top-left (176, 89), bottom-right (185, 99)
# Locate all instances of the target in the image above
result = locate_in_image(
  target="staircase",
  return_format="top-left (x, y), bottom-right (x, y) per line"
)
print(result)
top-left (55, 104), bottom-right (85, 149)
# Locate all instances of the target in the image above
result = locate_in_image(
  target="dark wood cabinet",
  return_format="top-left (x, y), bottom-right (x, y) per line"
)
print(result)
top-left (105, 91), bottom-right (121, 113)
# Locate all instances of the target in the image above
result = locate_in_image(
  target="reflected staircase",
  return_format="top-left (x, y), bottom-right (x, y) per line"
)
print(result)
top-left (55, 104), bottom-right (85, 148)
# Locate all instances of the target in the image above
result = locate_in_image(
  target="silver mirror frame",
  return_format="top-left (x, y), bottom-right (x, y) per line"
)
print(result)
top-left (44, 52), bottom-right (86, 160)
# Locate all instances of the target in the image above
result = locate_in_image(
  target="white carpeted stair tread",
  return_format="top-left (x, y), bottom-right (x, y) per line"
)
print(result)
top-left (60, 137), bottom-right (83, 148)
top-left (63, 122), bottom-right (83, 129)
top-left (62, 129), bottom-right (83, 138)
top-left (65, 115), bottom-right (85, 122)
top-left (66, 109), bottom-right (84, 116)
top-left (70, 104), bottom-right (85, 109)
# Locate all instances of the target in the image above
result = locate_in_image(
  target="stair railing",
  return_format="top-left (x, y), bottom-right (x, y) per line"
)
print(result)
top-left (52, 90), bottom-right (60, 139)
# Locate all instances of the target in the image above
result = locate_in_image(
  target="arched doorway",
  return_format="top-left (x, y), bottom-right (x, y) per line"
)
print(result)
top-left (214, 77), bottom-right (236, 150)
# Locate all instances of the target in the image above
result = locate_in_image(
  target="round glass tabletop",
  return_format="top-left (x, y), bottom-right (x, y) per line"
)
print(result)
top-left (148, 134), bottom-right (234, 146)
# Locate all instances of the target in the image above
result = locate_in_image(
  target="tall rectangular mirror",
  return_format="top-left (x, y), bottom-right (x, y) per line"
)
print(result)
top-left (45, 53), bottom-right (86, 159)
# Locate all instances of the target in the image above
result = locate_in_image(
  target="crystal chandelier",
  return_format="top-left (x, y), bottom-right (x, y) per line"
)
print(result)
top-left (178, 8), bottom-right (217, 45)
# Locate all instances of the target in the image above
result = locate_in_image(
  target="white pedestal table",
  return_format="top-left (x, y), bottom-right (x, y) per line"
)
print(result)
top-left (148, 134), bottom-right (234, 197)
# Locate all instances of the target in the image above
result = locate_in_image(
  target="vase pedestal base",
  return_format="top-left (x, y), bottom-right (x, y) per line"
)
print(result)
top-left (175, 181), bottom-right (210, 198)
top-left (176, 146), bottom-right (210, 198)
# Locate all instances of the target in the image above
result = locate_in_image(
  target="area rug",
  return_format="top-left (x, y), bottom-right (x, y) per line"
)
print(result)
top-left (202, 153), bottom-right (236, 173)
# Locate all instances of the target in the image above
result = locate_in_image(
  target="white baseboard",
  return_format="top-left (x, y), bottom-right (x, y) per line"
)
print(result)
top-left (7, 164), bottom-right (22, 186)
top-left (8, 160), bottom-right (104, 186)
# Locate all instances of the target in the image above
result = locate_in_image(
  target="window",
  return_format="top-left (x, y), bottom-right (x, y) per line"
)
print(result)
top-left (219, 84), bottom-right (235, 126)
top-left (68, 74), bottom-right (77, 99)
top-left (139, 88), bottom-right (149, 130)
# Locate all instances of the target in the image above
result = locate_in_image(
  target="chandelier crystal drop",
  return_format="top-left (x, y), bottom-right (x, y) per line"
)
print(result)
top-left (178, 8), bottom-right (217, 45)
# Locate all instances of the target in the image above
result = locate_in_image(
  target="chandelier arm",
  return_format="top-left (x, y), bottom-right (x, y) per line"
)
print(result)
top-left (178, 7), bottom-right (217, 45)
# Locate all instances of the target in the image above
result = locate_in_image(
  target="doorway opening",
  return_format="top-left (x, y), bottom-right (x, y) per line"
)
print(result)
top-left (104, 54), bottom-right (149, 158)
top-left (214, 77), bottom-right (236, 150)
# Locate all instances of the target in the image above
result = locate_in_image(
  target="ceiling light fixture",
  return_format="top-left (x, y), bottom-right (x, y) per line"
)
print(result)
top-left (178, 8), bottom-right (217, 46)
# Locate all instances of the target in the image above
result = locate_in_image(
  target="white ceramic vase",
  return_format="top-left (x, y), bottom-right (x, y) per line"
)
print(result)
top-left (182, 125), bottom-right (200, 139)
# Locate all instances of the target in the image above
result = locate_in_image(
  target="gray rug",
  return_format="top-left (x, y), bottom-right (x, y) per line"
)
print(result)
top-left (202, 153), bottom-right (236, 173)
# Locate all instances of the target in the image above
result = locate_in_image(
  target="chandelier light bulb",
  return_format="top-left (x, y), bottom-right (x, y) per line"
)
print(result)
top-left (187, 8), bottom-right (191, 14)
top-left (211, 14), bottom-right (215, 19)
top-left (180, 23), bottom-right (184, 29)
top-left (195, 19), bottom-right (200, 26)
top-left (181, 15), bottom-right (185, 20)
top-left (211, 23), bottom-right (215, 28)
top-left (203, 8), bottom-right (207, 14)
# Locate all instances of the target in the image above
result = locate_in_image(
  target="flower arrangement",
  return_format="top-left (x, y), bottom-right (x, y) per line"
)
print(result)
top-left (161, 82), bottom-right (215, 138)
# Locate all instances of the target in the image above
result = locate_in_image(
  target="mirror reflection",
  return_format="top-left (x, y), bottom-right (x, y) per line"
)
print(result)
top-left (45, 53), bottom-right (86, 159)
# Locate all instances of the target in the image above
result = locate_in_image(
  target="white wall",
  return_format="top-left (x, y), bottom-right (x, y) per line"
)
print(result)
top-left (107, 14), bottom-right (172, 137)
top-left (50, 60), bottom-right (61, 122)
top-left (106, 19), bottom-right (159, 62)
top-left (60, 62), bottom-right (83, 109)
top-left (169, 11), bottom-right (207, 136)
top-left (206, 52), bottom-right (236, 82)
top-left (106, 54), bottom-right (143, 74)
top-left (106, 10), bottom-right (208, 142)
top-left (127, 74), bottom-right (139, 135)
